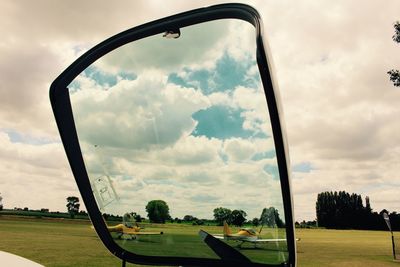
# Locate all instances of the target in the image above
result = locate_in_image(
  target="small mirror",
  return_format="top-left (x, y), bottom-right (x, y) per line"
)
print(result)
top-left (51, 4), bottom-right (294, 267)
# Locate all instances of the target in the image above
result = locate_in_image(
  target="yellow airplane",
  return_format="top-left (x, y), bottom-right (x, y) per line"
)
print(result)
top-left (107, 222), bottom-right (163, 240)
top-left (99, 213), bottom-right (163, 240)
top-left (211, 221), bottom-right (287, 247)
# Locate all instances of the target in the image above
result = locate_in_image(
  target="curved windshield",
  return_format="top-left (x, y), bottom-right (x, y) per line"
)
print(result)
top-left (68, 18), bottom-right (288, 265)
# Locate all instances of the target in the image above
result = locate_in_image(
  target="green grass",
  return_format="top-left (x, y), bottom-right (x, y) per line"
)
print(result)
top-left (0, 216), bottom-right (399, 266)
top-left (109, 222), bottom-right (287, 264)
top-left (0, 216), bottom-right (121, 267)
top-left (296, 228), bottom-right (399, 266)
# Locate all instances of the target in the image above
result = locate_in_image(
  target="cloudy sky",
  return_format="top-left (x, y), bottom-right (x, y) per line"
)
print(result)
top-left (65, 18), bottom-right (287, 221)
top-left (0, 0), bottom-right (399, 221)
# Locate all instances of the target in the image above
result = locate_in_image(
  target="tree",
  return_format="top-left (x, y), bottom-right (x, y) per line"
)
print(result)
top-left (130, 212), bottom-right (143, 222)
top-left (260, 207), bottom-right (284, 227)
top-left (183, 215), bottom-right (196, 222)
top-left (192, 219), bottom-right (205, 226)
top-left (252, 217), bottom-right (260, 227)
top-left (230, 210), bottom-right (247, 226)
top-left (213, 207), bottom-right (232, 226)
top-left (388, 21), bottom-right (400, 87)
top-left (145, 200), bottom-right (170, 223)
top-left (79, 210), bottom-right (88, 216)
top-left (388, 70), bottom-right (400, 87)
top-left (66, 196), bottom-right (80, 219)
top-left (315, 191), bottom-right (385, 230)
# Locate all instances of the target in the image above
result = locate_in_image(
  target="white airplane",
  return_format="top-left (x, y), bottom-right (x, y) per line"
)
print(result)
top-left (211, 221), bottom-right (288, 247)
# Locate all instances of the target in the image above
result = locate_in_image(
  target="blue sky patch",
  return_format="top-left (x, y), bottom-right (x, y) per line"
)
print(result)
top-left (167, 52), bottom-right (260, 95)
top-left (191, 106), bottom-right (254, 139)
top-left (167, 73), bottom-right (188, 87)
top-left (83, 66), bottom-right (137, 88)
top-left (69, 67), bottom-right (137, 91)
top-left (68, 79), bottom-right (81, 92)
top-left (84, 66), bottom-right (118, 87)
top-left (214, 53), bottom-right (258, 91)
top-left (252, 150), bottom-right (276, 161)
top-left (263, 164), bottom-right (279, 180)
top-left (118, 71), bottom-right (137, 81)
top-left (1, 129), bottom-right (57, 145)
top-left (292, 162), bottom-right (313, 173)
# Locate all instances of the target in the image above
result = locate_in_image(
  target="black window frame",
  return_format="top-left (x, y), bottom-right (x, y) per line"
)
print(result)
top-left (49, 3), bottom-right (296, 267)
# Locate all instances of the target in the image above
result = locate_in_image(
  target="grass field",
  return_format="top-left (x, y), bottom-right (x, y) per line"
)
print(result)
top-left (110, 222), bottom-right (287, 264)
top-left (0, 216), bottom-right (399, 266)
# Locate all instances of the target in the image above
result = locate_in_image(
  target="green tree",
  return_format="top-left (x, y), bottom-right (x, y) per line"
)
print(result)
top-left (183, 215), bottom-right (196, 222)
top-left (130, 212), bottom-right (143, 222)
top-left (316, 191), bottom-right (370, 229)
top-left (260, 207), bottom-right (284, 227)
top-left (230, 210), bottom-right (247, 226)
top-left (145, 200), bottom-right (170, 223)
top-left (192, 219), bottom-right (204, 226)
top-left (66, 196), bottom-right (80, 219)
top-left (252, 217), bottom-right (260, 227)
top-left (213, 207), bottom-right (232, 226)
top-left (388, 21), bottom-right (400, 87)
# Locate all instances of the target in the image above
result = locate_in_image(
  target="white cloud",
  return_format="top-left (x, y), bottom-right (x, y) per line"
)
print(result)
top-left (0, 132), bottom-right (80, 211)
top-left (71, 71), bottom-right (210, 150)
top-left (224, 138), bottom-right (256, 161)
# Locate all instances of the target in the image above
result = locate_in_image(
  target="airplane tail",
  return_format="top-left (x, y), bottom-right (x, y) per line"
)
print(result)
top-left (223, 221), bottom-right (231, 236)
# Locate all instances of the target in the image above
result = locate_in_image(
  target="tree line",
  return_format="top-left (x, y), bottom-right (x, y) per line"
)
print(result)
top-left (141, 200), bottom-right (285, 228)
top-left (212, 206), bottom-right (284, 227)
top-left (316, 191), bottom-right (400, 230)
top-left (4, 195), bottom-right (286, 228)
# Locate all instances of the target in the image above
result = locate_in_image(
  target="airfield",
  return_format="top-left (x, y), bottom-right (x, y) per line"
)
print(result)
top-left (0, 215), bottom-right (398, 267)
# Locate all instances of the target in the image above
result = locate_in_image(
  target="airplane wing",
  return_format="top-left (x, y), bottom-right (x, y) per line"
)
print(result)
top-left (211, 234), bottom-right (224, 239)
top-left (249, 238), bottom-right (300, 243)
top-left (123, 229), bottom-right (163, 235)
top-left (252, 238), bottom-right (287, 243)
